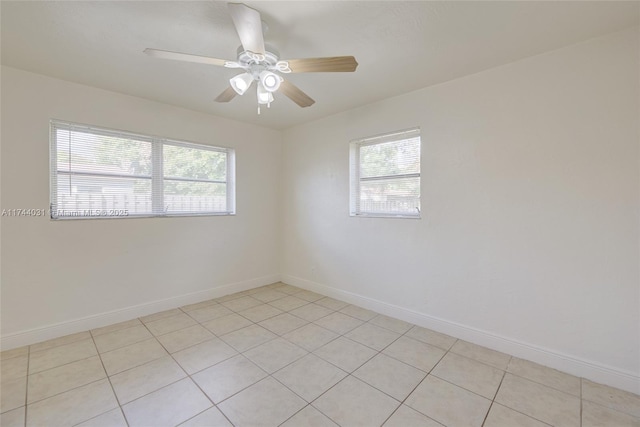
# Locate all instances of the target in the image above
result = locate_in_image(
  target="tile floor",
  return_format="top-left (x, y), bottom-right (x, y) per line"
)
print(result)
top-left (1, 282), bottom-right (639, 427)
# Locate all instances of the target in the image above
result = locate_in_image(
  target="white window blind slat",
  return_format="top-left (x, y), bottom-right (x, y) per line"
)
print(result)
top-left (349, 127), bottom-right (421, 218)
top-left (50, 120), bottom-right (235, 219)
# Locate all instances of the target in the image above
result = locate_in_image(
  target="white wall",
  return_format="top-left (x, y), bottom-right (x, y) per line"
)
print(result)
top-left (1, 66), bottom-right (282, 344)
top-left (282, 28), bottom-right (639, 392)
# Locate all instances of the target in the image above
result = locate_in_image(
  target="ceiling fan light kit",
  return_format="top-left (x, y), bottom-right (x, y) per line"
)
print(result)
top-left (259, 71), bottom-right (282, 92)
top-left (144, 2), bottom-right (358, 113)
top-left (229, 72), bottom-right (253, 95)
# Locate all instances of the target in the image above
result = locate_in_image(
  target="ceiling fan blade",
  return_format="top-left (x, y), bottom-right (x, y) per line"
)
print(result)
top-left (144, 48), bottom-right (228, 67)
top-left (280, 79), bottom-right (315, 108)
top-left (215, 86), bottom-right (238, 103)
top-left (285, 56), bottom-right (358, 73)
top-left (227, 3), bottom-right (266, 55)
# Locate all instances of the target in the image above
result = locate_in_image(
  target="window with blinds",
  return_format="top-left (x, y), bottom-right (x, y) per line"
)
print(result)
top-left (50, 120), bottom-right (235, 219)
top-left (350, 128), bottom-right (421, 218)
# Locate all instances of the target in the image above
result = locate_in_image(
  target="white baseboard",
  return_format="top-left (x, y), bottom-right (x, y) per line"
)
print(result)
top-left (0, 274), bottom-right (281, 351)
top-left (282, 274), bottom-right (640, 395)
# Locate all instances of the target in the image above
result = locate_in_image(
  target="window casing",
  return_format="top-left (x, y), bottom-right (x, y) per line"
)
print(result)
top-left (50, 120), bottom-right (235, 219)
top-left (350, 128), bottom-right (421, 218)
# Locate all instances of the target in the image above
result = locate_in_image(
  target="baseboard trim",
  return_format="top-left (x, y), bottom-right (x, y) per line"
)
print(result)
top-left (1, 274), bottom-right (281, 351)
top-left (282, 274), bottom-right (640, 394)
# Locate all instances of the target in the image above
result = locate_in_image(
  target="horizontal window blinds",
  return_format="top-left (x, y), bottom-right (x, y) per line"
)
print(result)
top-left (350, 128), bottom-right (421, 218)
top-left (50, 120), bottom-right (235, 219)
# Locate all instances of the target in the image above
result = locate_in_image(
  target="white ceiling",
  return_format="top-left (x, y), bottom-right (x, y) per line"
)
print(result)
top-left (2, 1), bottom-right (638, 130)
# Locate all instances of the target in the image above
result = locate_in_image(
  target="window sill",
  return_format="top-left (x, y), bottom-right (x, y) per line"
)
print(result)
top-left (350, 213), bottom-right (421, 219)
top-left (50, 212), bottom-right (236, 221)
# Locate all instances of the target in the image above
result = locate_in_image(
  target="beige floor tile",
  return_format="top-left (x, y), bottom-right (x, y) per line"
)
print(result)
top-left (1, 346), bottom-right (28, 361)
top-left (313, 376), bottom-right (399, 426)
top-left (192, 354), bottom-right (267, 403)
top-left (294, 290), bottom-right (326, 302)
top-left (290, 303), bottom-right (334, 322)
top-left (281, 405), bottom-right (339, 427)
top-left (274, 284), bottom-right (304, 295)
top-left (218, 377), bottom-right (306, 426)
top-left (1, 376), bottom-right (26, 413)
top-left (93, 325), bottom-right (152, 353)
top-left (30, 331), bottom-right (91, 353)
top-left (495, 373), bottom-right (580, 426)
top-left (201, 313), bottom-right (253, 336)
top-left (110, 356), bottom-right (186, 404)
top-left (145, 313), bottom-right (198, 336)
top-left (172, 338), bottom-right (237, 374)
top-left (354, 353), bottom-right (426, 401)
top-left (383, 405), bottom-right (443, 427)
top-left (582, 379), bottom-right (640, 418)
top-left (382, 336), bottom-right (446, 373)
top-left (244, 338), bottom-right (307, 374)
top-left (2, 354), bottom-right (28, 380)
top-left (237, 303), bottom-right (283, 322)
top-left (269, 295), bottom-right (309, 311)
top-left (214, 292), bottom-right (246, 303)
top-left (313, 337), bottom-right (377, 373)
top-left (241, 286), bottom-right (267, 295)
top-left (450, 340), bottom-right (511, 370)
top-left (76, 408), bottom-right (128, 427)
top-left (432, 352), bottom-right (504, 399)
top-left (345, 323), bottom-right (400, 351)
top-left (122, 378), bottom-right (211, 427)
top-left (274, 354), bottom-right (347, 402)
top-left (339, 305), bottom-right (377, 321)
top-left (582, 401), bottom-right (640, 427)
top-left (179, 407), bottom-right (232, 427)
top-left (284, 324), bottom-right (339, 352)
top-left (251, 289), bottom-right (289, 303)
top-left (314, 297), bottom-right (349, 311)
top-left (180, 299), bottom-right (218, 312)
top-left (185, 304), bottom-right (233, 323)
top-left (369, 314), bottom-right (413, 334)
top-left (314, 312), bottom-right (363, 335)
top-left (100, 338), bottom-right (167, 376)
top-left (259, 313), bottom-right (308, 335)
top-left (91, 319), bottom-right (142, 337)
top-left (139, 308), bottom-right (183, 323)
top-left (508, 357), bottom-right (580, 396)
top-left (26, 378), bottom-right (117, 426)
top-left (156, 324), bottom-right (214, 353)
top-left (219, 324), bottom-right (277, 352)
top-left (220, 296), bottom-right (262, 312)
top-left (484, 403), bottom-right (549, 427)
top-left (405, 326), bottom-right (457, 350)
top-left (29, 339), bottom-right (97, 373)
top-left (0, 407), bottom-right (25, 427)
top-left (406, 375), bottom-right (491, 427)
top-left (27, 355), bottom-right (106, 403)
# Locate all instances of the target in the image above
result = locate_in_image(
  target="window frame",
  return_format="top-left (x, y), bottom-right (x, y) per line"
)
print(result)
top-left (50, 119), bottom-right (236, 220)
top-left (349, 127), bottom-right (421, 219)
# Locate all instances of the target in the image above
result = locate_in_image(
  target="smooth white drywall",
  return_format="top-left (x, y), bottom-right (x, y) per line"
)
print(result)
top-left (0, 66), bottom-right (282, 338)
top-left (282, 28), bottom-right (639, 389)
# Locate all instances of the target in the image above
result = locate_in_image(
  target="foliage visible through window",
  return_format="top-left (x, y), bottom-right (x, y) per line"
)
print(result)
top-left (50, 121), bottom-right (235, 219)
top-left (350, 128), bottom-right (420, 218)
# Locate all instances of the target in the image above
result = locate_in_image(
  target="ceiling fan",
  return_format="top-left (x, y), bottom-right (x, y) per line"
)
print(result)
top-left (144, 2), bottom-right (358, 113)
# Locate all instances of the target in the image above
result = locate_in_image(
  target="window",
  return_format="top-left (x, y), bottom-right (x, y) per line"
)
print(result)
top-left (50, 120), bottom-right (235, 219)
top-left (350, 128), bottom-right (421, 218)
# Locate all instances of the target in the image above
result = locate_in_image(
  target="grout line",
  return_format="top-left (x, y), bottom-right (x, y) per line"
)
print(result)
top-left (480, 369), bottom-right (507, 427)
top-left (580, 378), bottom-right (584, 426)
top-left (22, 345), bottom-right (30, 427)
top-left (88, 332), bottom-right (130, 427)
